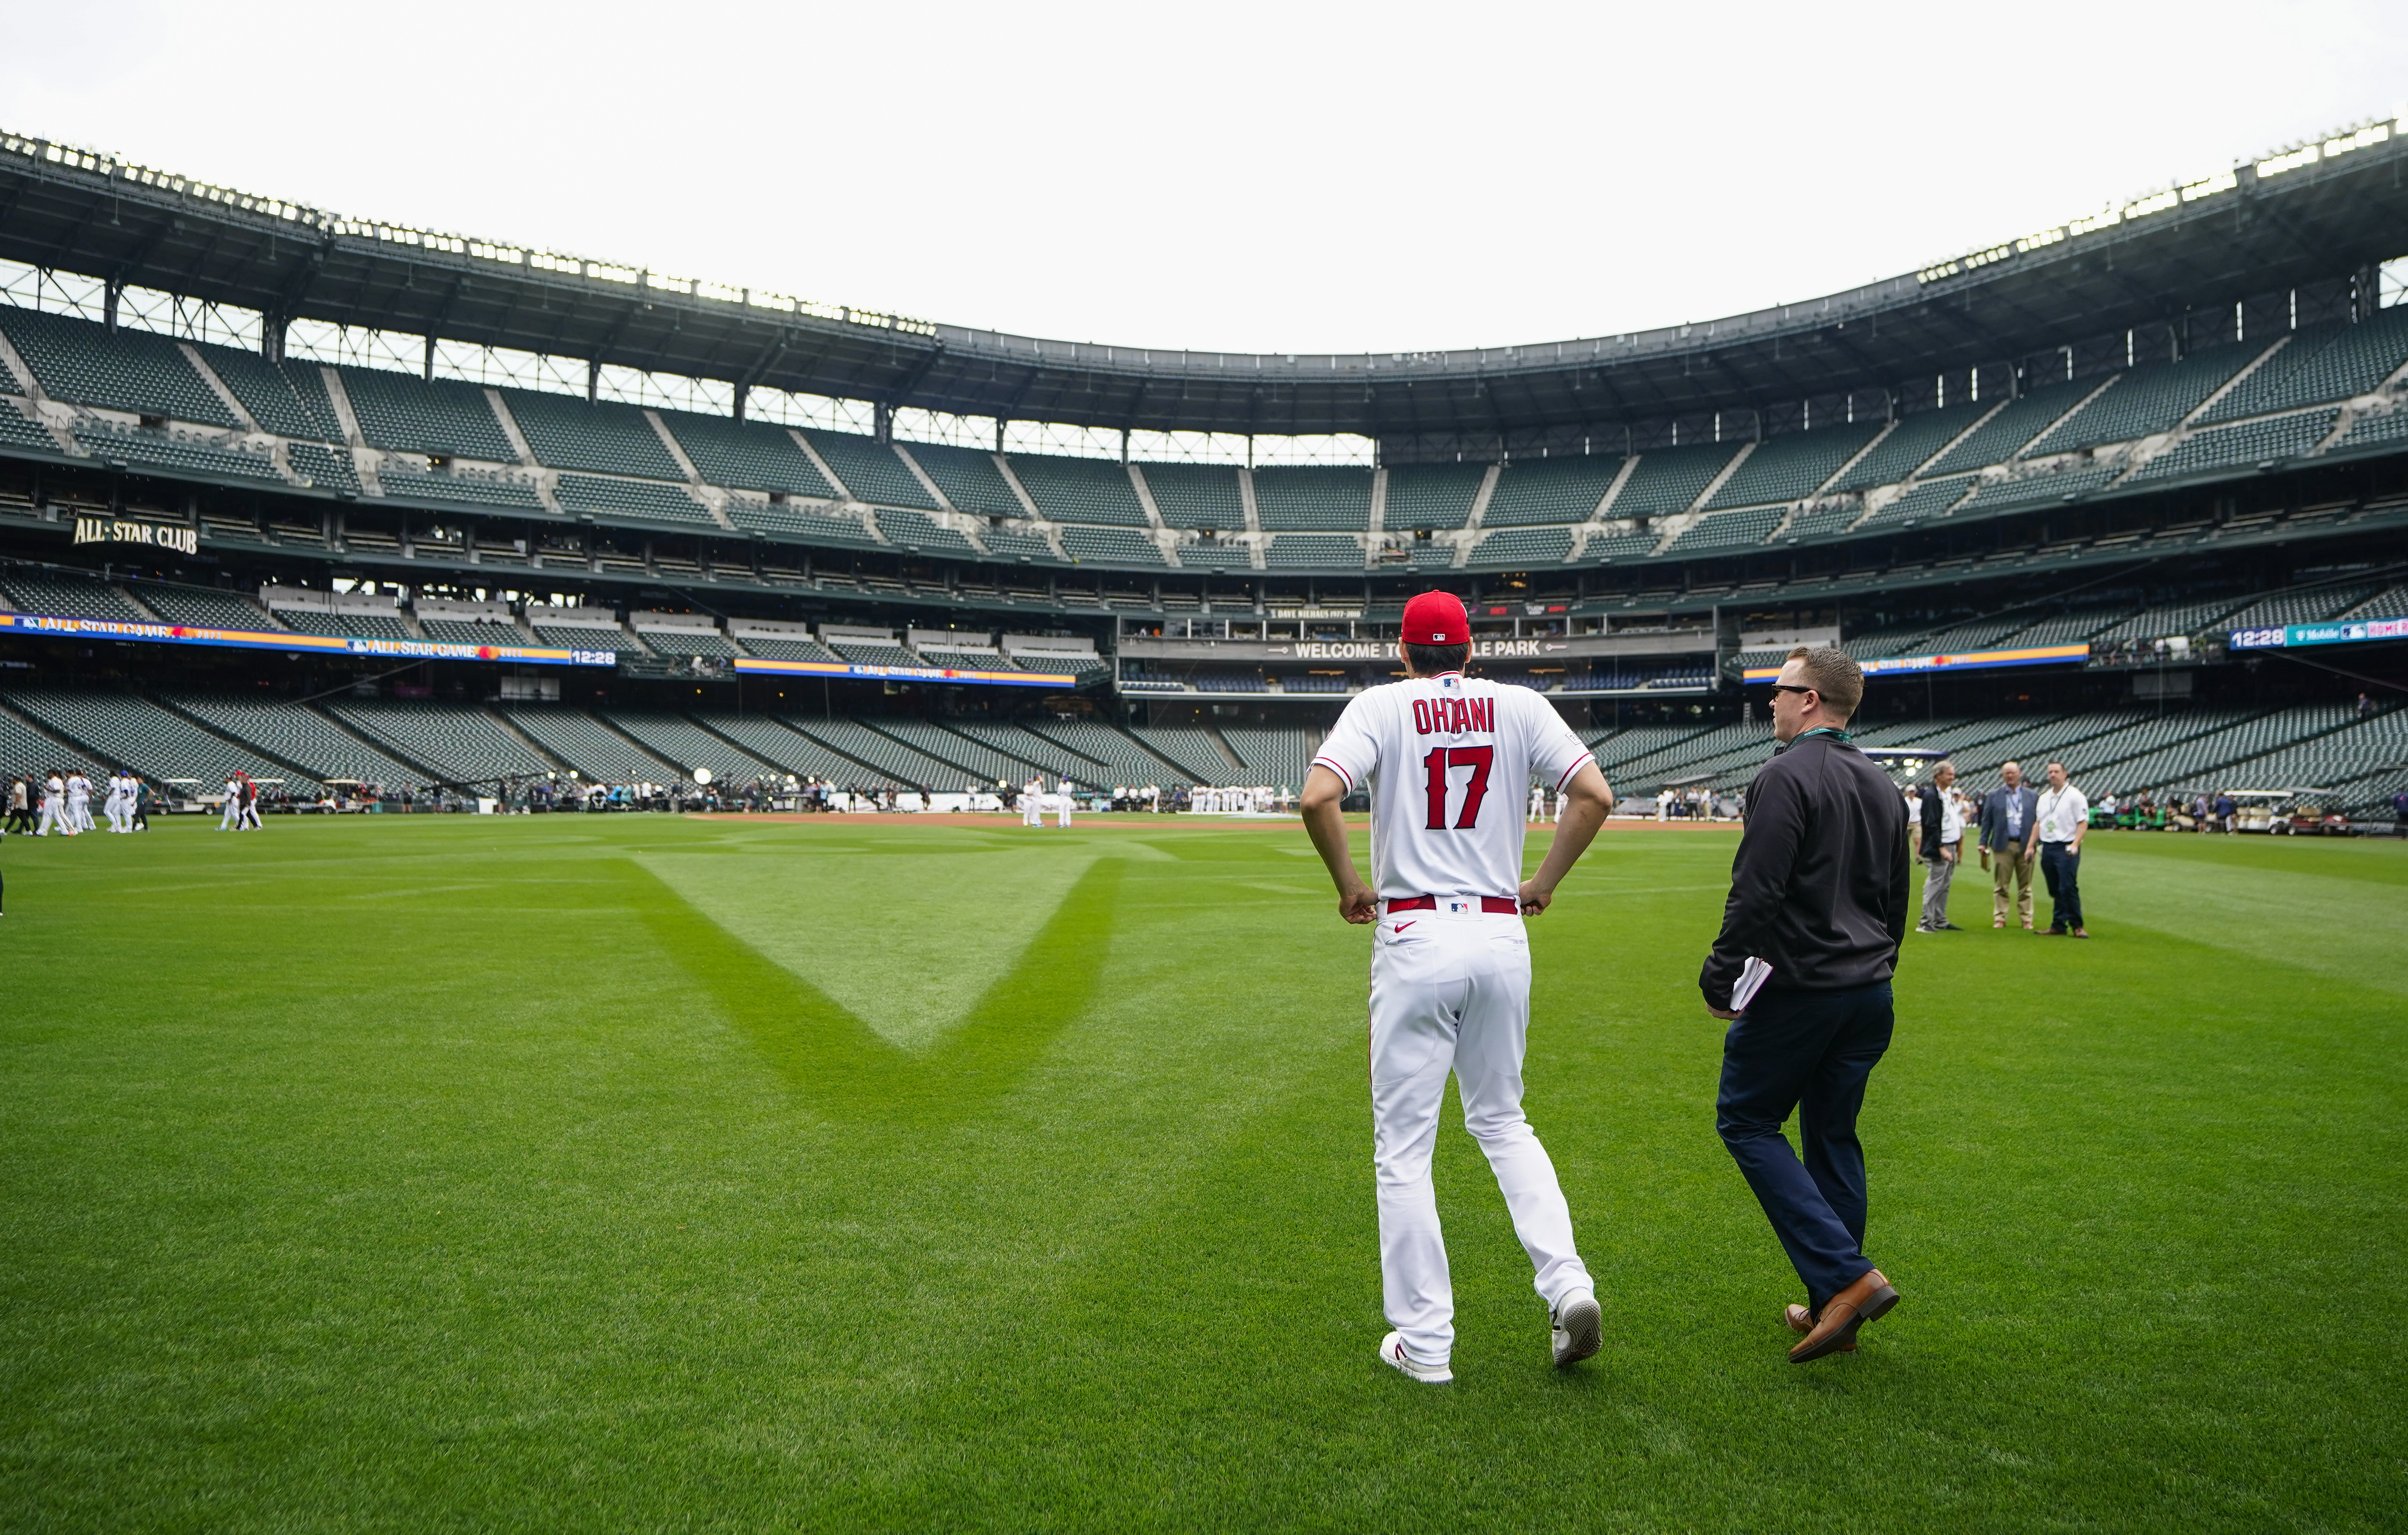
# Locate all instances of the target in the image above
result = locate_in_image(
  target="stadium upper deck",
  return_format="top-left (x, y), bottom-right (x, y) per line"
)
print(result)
top-left (2, 119), bottom-right (2405, 456)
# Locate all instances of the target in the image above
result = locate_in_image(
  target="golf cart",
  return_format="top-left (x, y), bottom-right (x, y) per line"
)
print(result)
top-left (2222, 789), bottom-right (2290, 834)
top-left (2274, 790), bottom-right (2347, 836)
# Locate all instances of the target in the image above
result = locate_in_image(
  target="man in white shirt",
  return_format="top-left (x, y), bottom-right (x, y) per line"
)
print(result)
top-left (2023, 759), bottom-right (2089, 938)
top-left (1299, 590), bottom-right (1616, 1385)
top-left (67, 771), bottom-right (92, 833)
top-left (1022, 776), bottom-right (1044, 827)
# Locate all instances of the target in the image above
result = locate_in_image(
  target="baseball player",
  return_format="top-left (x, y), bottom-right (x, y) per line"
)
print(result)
top-left (1299, 590), bottom-right (1616, 1385)
top-left (67, 770), bottom-right (92, 833)
top-left (219, 776), bottom-right (243, 831)
top-left (1022, 776), bottom-right (1044, 827)
top-left (1051, 779), bottom-right (1074, 828)
top-left (36, 771), bottom-right (69, 836)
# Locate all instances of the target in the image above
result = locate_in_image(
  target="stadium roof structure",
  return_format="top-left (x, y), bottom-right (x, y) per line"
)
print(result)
top-left (3, 121), bottom-right (2406, 454)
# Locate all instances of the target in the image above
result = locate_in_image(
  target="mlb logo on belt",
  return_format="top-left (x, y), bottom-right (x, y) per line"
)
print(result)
top-left (1444, 898), bottom-right (1472, 914)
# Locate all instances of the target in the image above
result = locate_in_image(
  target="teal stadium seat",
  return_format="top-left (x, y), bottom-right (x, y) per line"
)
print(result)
top-left (1469, 526), bottom-right (1572, 567)
top-left (801, 430), bottom-right (940, 510)
top-left (903, 441), bottom-right (1024, 518)
top-left (1706, 423), bottom-right (1883, 509)
top-left (1058, 526), bottom-right (1165, 565)
top-left (2200, 309), bottom-right (2408, 424)
top-left (1008, 454), bottom-right (1149, 527)
top-left (1177, 539), bottom-right (1253, 570)
top-left (339, 368), bottom-right (515, 462)
top-left (1667, 504), bottom-right (1783, 553)
top-left (0, 306), bottom-right (237, 426)
top-left (1252, 466), bottom-right (1372, 531)
top-left (1139, 462), bottom-right (1245, 529)
top-left (661, 412), bottom-right (839, 498)
top-left (977, 521), bottom-right (1058, 562)
top-left (1825, 404), bottom-right (1987, 492)
top-left (379, 466), bottom-right (546, 511)
top-left (725, 498), bottom-right (880, 546)
top-left (2027, 341), bottom-right (2262, 454)
top-left (503, 392), bottom-right (684, 480)
top-left (1609, 442), bottom-right (1741, 520)
top-left (73, 420), bottom-right (282, 482)
top-left (1922, 380), bottom-right (2095, 476)
top-left (1482, 456), bottom-right (1622, 527)
top-left (554, 474), bottom-right (710, 527)
top-left (1265, 534), bottom-right (1362, 569)
top-left (288, 442), bottom-right (359, 494)
top-left (1383, 462), bottom-right (1485, 530)
top-left (2127, 411), bottom-right (2335, 483)
top-left (329, 699), bottom-right (555, 783)
top-left (874, 508), bottom-right (978, 556)
top-left (134, 586), bottom-right (283, 630)
top-left (194, 343), bottom-right (345, 440)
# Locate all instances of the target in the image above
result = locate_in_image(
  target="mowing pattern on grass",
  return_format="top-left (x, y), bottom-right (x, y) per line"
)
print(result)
top-left (0, 817), bottom-right (2399, 1530)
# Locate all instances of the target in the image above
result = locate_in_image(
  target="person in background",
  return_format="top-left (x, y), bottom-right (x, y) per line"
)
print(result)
top-left (1979, 762), bottom-right (2040, 931)
top-left (2358, 692), bottom-right (2377, 721)
top-left (4, 775), bottom-right (29, 836)
top-left (2025, 760), bottom-right (2089, 938)
top-left (1916, 762), bottom-right (1965, 934)
top-left (2095, 789), bottom-right (2118, 827)
top-left (2214, 790), bottom-right (2236, 834)
top-left (2392, 787), bottom-right (2408, 838)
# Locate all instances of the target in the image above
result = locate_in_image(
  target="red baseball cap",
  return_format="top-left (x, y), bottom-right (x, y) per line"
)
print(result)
top-left (1401, 590), bottom-right (1470, 646)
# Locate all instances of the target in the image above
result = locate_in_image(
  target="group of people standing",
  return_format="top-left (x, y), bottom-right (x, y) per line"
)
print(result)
top-left (215, 774), bottom-right (265, 831)
top-left (1916, 759), bottom-right (2089, 937)
top-left (5, 770), bottom-right (153, 837)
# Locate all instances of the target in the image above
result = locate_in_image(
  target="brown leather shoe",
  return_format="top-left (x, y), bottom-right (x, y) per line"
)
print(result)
top-left (1789, 1268), bottom-right (1898, 1363)
top-left (1784, 1303), bottom-right (1855, 1352)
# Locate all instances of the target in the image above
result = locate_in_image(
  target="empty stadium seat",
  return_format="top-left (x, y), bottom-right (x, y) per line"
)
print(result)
top-left (1138, 462), bottom-right (1245, 529)
top-left (1252, 466), bottom-right (1372, 531)
top-left (0, 306), bottom-right (237, 426)
top-left (2028, 341), bottom-right (2262, 454)
top-left (1482, 456), bottom-right (1622, 527)
top-left (1383, 462), bottom-right (1486, 530)
top-left (802, 430), bottom-right (940, 510)
top-left (1008, 454), bottom-right (1148, 526)
top-left (900, 441), bottom-right (1024, 519)
top-left (2200, 309), bottom-right (2408, 424)
top-left (1825, 404), bottom-right (1988, 493)
top-left (1924, 381), bottom-right (2092, 476)
top-left (553, 474), bottom-right (711, 526)
top-left (1609, 442), bottom-right (1742, 520)
top-left (339, 368), bottom-right (515, 462)
top-left (1705, 422), bottom-right (1883, 509)
top-left (194, 343), bottom-right (345, 441)
top-left (503, 392), bottom-right (685, 480)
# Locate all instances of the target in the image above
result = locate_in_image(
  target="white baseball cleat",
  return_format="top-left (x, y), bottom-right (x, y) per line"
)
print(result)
top-left (1552, 1289), bottom-right (1602, 1367)
top-left (1378, 1330), bottom-right (1453, 1384)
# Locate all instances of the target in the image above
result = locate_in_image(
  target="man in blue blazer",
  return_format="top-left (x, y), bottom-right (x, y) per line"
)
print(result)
top-left (1978, 762), bottom-right (2041, 930)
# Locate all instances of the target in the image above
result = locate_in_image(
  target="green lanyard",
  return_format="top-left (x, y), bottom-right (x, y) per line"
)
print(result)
top-left (1777, 726), bottom-right (1853, 753)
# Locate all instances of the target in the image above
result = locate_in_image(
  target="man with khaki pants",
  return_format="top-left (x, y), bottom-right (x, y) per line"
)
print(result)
top-left (1978, 762), bottom-right (2040, 930)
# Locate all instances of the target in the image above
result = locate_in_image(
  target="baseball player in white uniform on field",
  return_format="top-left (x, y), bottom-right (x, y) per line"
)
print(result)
top-left (1300, 590), bottom-right (1616, 1385)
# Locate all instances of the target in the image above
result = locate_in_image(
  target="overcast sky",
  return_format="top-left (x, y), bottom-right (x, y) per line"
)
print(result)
top-left (0, 0), bottom-right (2400, 358)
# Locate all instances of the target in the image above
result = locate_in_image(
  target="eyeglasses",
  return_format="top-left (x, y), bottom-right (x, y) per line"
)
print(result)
top-left (1768, 684), bottom-right (1817, 698)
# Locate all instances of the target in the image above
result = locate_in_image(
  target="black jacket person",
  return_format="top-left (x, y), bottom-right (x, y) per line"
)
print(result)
top-left (1698, 645), bottom-right (1910, 1363)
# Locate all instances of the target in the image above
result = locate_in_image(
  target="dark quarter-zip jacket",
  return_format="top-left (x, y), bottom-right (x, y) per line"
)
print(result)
top-left (1699, 731), bottom-right (1911, 1010)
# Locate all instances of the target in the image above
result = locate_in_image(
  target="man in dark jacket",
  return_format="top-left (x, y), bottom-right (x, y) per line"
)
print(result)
top-left (1701, 645), bottom-right (1910, 1363)
top-left (1978, 764), bottom-right (2041, 930)
top-left (1916, 761), bottom-right (1964, 933)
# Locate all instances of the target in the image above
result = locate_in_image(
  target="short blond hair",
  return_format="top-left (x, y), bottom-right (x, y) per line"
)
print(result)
top-left (1786, 645), bottom-right (1865, 722)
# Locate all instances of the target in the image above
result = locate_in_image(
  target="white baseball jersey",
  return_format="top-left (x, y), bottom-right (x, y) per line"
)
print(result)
top-left (1312, 672), bottom-right (1593, 901)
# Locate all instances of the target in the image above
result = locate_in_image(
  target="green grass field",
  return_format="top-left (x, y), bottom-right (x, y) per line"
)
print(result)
top-left (2, 814), bottom-right (2401, 1531)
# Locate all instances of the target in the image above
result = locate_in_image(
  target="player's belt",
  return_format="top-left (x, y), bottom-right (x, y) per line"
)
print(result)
top-left (1386, 895), bottom-right (1520, 915)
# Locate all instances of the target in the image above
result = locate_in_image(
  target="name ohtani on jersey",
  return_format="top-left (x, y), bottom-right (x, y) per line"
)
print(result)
top-left (1312, 672), bottom-right (1594, 903)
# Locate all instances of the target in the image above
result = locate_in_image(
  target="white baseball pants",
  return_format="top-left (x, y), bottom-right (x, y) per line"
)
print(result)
top-left (1050, 793), bottom-right (1072, 827)
top-left (1368, 901), bottom-right (1591, 1363)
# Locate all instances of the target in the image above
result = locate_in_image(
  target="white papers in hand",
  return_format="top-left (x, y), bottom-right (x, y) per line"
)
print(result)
top-left (1731, 957), bottom-right (1775, 1012)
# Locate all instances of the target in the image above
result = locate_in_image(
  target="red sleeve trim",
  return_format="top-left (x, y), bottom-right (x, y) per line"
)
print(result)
top-left (1555, 753), bottom-right (1595, 793)
top-left (1310, 755), bottom-right (1356, 789)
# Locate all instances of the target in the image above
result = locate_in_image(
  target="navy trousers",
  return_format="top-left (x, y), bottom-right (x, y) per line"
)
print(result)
top-left (1716, 980), bottom-right (1894, 1312)
top-left (2040, 843), bottom-right (2083, 931)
